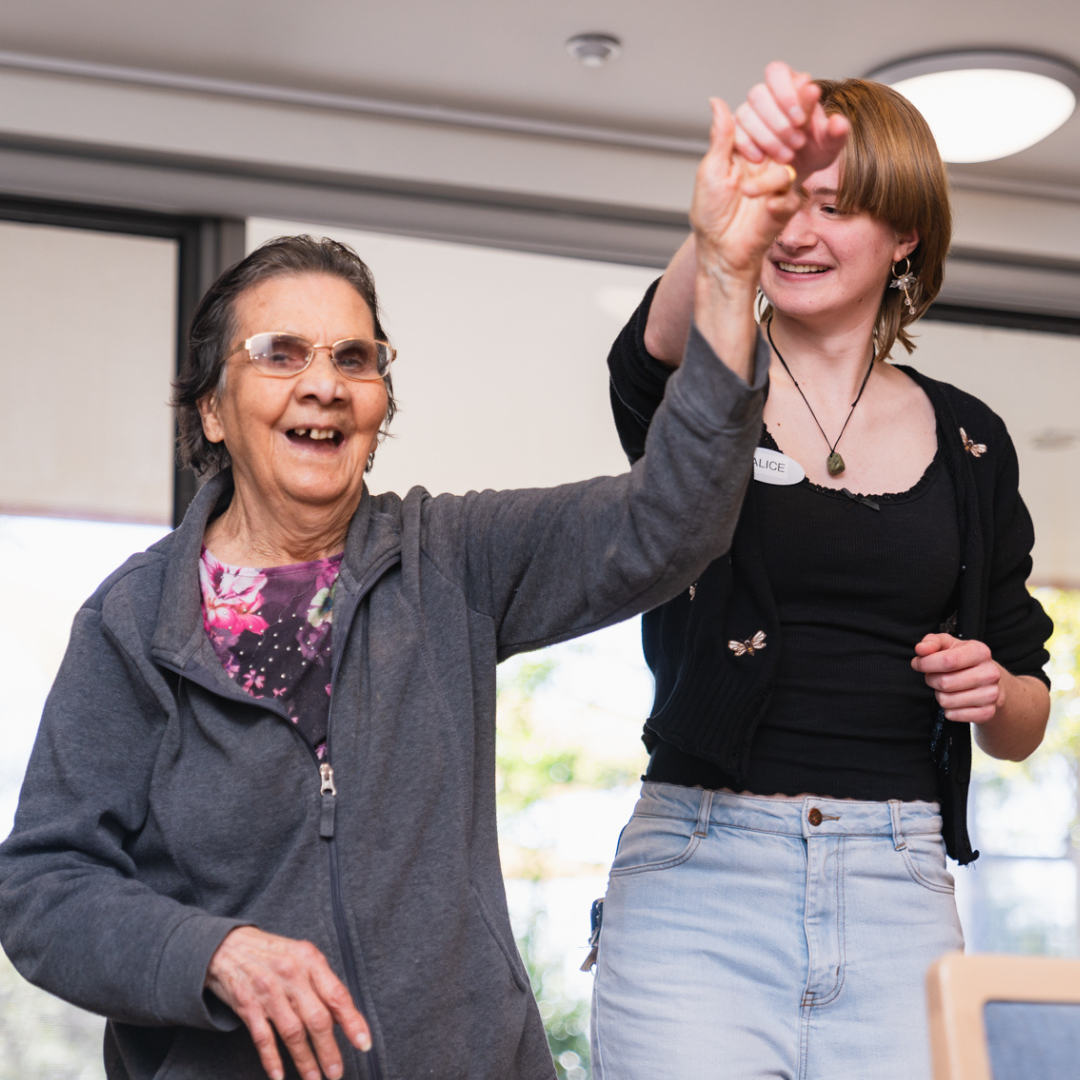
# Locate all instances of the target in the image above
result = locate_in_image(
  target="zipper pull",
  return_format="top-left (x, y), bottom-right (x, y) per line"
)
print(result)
top-left (319, 764), bottom-right (337, 839)
top-left (319, 763), bottom-right (337, 796)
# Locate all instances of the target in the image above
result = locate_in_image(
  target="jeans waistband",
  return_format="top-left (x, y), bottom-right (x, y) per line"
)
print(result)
top-left (637, 780), bottom-right (942, 845)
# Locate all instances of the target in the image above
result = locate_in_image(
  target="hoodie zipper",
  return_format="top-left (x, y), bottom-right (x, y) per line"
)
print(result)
top-left (312, 552), bottom-right (399, 1080)
top-left (317, 756), bottom-right (381, 1080)
top-left (164, 548), bottom-right (399, 1080)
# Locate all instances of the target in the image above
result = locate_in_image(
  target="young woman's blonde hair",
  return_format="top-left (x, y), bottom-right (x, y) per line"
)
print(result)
top-left (762, 78), bottom-right (952, 363)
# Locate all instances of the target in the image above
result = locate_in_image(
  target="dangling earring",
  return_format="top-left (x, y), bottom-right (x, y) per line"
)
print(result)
top-left (890, 257), bottom-right (918, 317)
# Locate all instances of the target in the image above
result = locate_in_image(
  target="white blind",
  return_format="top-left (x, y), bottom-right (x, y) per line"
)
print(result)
top-left (0, 220), bottom-right (176, 524)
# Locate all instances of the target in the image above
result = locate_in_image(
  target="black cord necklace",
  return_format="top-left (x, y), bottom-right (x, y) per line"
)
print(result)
top-left (766, 319), bottom-right (875, 477)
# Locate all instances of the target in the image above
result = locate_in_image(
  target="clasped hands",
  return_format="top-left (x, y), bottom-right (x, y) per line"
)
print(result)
top-left (690, 62), bottom-right (851, 281)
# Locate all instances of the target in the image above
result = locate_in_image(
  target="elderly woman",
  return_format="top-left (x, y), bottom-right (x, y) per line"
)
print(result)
top-left (0, 98), bottom-right (815, 1080)
top-left (590, 63), bottom-right (1053, 1080)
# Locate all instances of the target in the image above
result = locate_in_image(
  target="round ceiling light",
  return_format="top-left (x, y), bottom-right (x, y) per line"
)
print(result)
top-left (867, 51), bottom-right (1080, 163)
top-left (566, 33), bottom-right (622, 68)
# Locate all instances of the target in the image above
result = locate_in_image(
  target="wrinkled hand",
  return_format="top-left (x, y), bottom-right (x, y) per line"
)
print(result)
top-left (206, 926), bottom-right (370, 1080)
top-left (690, 97), bottom-right (805, 283)
top-left (912, 634), bottom-right (1005, 724)
top-left (734, 61), bottom-right (850, 182)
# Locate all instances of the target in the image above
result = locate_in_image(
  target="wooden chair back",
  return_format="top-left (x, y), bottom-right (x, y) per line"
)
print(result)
top-left (927, 950), bottom-right (1080, 1080)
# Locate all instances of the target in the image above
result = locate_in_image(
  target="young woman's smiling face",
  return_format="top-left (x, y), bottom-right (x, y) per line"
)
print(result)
top-left (759, 158), bottom-right (918, 329)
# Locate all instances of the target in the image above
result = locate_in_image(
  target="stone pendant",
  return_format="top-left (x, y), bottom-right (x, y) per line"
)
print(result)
top-left (826, 451), bottom-right (845, 476)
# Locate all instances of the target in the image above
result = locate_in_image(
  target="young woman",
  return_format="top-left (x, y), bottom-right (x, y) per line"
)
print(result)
top-left (590, 63), bottom-right (1053, 1080)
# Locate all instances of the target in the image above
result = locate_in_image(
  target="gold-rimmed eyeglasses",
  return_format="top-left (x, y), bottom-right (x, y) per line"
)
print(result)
top-left (228, 332), bottom-right (396, 382)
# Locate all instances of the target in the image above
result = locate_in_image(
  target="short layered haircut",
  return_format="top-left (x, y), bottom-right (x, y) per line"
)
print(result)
top-left (174, 235), bottom-right (397, 476)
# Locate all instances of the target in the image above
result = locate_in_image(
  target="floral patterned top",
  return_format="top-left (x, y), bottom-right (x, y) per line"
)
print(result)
top-left (199, 547), bottom-right (342, 758)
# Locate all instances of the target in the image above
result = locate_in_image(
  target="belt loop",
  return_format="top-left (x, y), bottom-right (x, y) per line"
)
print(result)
top-left (694, 789), bottom-right (714, 838)
top-left (889, 800), bottom-right (907, 851)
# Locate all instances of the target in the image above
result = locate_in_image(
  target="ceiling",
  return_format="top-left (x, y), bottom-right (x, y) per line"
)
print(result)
top-left (3, 0), bottom-right (1080, 198)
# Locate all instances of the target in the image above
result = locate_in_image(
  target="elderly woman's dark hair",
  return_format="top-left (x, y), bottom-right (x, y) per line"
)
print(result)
top-left (174, 235), bottom-right (397, 476)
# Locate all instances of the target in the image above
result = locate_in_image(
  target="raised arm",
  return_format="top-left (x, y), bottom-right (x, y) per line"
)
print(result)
top-left (421, 96), bottom-right (808, 656)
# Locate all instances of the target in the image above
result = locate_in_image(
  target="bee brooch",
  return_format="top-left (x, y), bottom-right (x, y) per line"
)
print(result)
top-left (960, 428), bottom-right (986, 458)
top-left (728, 630), bottom-right (767, 657)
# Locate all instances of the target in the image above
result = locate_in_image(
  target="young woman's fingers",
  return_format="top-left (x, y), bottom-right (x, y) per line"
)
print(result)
top-left (934, 683), bottom-right (1002, 710)
top-left (924, 661), bottom-right (1001, 695)
top-left (733, 122), bottom-right (766, 163)
top-left (746, 81), bottom-right (807, 150)
top-left (912, 637), bottom-right (990, 673)
top-left (792, 71), bottom-right (822, 119)
top-left (734, 101), bottom-right (796, 162)
top-left (810, 108), bottom-right (851, 159)
top-left (763, 61), bottom-right (810, 125)
top-left (942, 704), bottom-right (999, 724)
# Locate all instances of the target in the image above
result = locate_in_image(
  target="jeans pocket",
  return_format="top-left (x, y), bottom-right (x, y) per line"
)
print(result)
top-left (609, 813), bottom-right (701, 877)
top-left (899, 833), bottom-right (955, 894)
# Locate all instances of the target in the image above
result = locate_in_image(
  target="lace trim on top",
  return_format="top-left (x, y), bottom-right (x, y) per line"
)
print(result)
top-left (760, 425), bottom-right (943, 503)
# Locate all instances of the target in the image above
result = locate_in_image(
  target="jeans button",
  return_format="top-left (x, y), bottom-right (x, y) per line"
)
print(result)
top-left (808, 808), bottom-right (823, 826)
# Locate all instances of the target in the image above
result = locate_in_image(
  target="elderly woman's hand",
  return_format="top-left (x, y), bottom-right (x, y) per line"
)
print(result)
top-left (733, 61), bottom-right (850, 181)
top-left (206, 926), bottom-right (371, 1080)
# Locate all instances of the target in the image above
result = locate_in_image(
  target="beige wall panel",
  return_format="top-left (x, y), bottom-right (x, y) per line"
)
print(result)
top-left (0, 221), bottom-right (176, 523)
top-left (248, 219), bottom-right (656, 496)
top-left (909, 321), bottom-right (1080, 586)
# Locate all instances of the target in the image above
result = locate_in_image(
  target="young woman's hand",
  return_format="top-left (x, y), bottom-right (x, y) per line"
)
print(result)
top-left (206, 926), bottom-right (371, 1080)
top-left (912, 633), bottom-right (1050, 760)
top-left (912, 634), bottom-right (1003, 723)
top-left (733, 61), bottom-right (850, 182)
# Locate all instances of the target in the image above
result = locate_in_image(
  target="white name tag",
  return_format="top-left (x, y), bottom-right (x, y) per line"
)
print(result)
top-left (753, 447), bottom-right (806, 486)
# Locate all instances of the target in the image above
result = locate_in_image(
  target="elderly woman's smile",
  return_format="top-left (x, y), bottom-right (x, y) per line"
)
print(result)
top-left (197, 272), bottom-right (390, 560)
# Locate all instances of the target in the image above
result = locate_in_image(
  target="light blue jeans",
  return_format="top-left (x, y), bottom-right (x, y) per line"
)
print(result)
top-left (591, 783), bottom-right (964, 1080)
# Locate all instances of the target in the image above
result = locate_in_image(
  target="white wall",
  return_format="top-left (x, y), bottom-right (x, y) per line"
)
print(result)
top-left (0, 220), bottom-right (177, 524)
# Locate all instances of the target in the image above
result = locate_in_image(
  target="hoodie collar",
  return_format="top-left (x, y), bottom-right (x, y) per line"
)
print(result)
top-left (150, 469), bottom-right (401, 670)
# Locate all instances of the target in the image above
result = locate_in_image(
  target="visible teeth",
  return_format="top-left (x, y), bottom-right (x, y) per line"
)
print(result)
top-left (291, 427), bottom-right (338, 441)
top-left (777, 262), bottom-right (829, 274)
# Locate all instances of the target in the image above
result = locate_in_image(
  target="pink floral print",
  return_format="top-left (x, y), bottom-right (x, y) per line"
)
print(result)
top-left (199, 547), bottom-right (343, 757)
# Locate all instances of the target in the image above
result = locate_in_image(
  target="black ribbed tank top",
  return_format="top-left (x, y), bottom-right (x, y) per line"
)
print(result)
top-left (647, 427), bottom-right (961, 801)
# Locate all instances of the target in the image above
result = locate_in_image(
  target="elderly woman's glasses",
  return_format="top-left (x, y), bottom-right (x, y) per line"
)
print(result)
top-left (230, 332), bottom-right (396, 381)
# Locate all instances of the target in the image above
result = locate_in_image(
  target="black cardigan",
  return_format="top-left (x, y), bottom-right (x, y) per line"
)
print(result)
top-left (610, 282), bottom-right (1053, 864)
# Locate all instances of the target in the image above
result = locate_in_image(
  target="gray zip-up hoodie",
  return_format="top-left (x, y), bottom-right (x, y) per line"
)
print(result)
top-left (0, 325), bottom-right (768, 1080)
